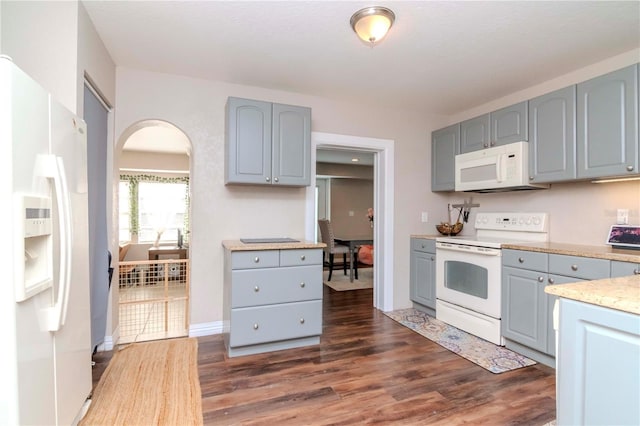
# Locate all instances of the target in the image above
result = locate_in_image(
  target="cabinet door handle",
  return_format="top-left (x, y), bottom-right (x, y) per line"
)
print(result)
top-left (529, 176), bottom-right (534, 181)
top-left (299, 318), bottom-right (305, 324)
top-left (300, 255), bottom-right (306, 261)
top-left (483, 143), bottom-right (489, 148)
top-left (634, 269), bottom-right (640, 275)
top-left (254, 286), bottom-right (260, 292)
top-left (253, 323), bottom-right (259, 330)
top-left (300, 282), bottom-right (306, 288)
top-left (627, 165), bottom-right (634, 172)
top-left (571, 264), bottom-right (578, 271)
top-left (254, 257), bottom-right (260, 263)
top-left (265, 177), bottom-right (270, 182)
top-left (274, 177), bottom-right (279, 183)
top-left (548, 278), bottom-right (555, 284)
top-left (518, 257), bottom-right (524, 263)
top-left (537, 276), bottom-right (545, 283)
top-left (430, 256), bottom-right (435, 261)
top-left (490, 141), bottom-right (496, 147)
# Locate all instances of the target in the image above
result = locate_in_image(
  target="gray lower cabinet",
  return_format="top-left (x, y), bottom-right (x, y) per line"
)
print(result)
top-left (225, 97), bottom-right (311, 186)
top-left (528, 85), bottom-right (577, 183)
top-left (556, 298), bottom-right (640, 425)
top-left (502, 250), bottom-right (610, 365)
top-left (223, 248), bottom-right (323, 357)
top-left (611, 260), bottom-right (640, 277)
top-left (431, 124), bottom-right (459, 192)
top-left (577, 64), bottom-right (639, 179)
top-left (410, 238), bottom-right (436, 315)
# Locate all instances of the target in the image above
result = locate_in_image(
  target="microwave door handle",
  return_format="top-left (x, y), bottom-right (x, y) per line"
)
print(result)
top-left (496, 153), bottom-right (505, 182)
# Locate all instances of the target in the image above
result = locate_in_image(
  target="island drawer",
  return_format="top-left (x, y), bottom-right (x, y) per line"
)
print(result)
top-left (231, 265), bottom-right (322, 308)
top-left (229, 300), bottom-right (322, 347)
top-left (231, 250), bottom-right (280, 269)
top-left (280, 249), bottom-right (322, 267)
top-left (611, 261), bottom-right (640, 278)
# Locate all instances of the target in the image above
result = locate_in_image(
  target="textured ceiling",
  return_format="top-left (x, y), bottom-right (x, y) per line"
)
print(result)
top-left (83, 1), bottom-right (640, 117)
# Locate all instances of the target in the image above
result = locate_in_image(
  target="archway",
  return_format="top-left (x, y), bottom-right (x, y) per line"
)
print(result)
top-left (114, 120), bottom-right (193, 344)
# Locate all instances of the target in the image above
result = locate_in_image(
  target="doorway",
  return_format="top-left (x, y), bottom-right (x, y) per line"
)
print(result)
top-left (115, 121), bottom-right (193, 344)
top-left (305, 132), bottom-right (394, 312)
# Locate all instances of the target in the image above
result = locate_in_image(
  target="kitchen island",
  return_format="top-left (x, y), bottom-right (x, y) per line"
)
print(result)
top-left (222, 240), bottom-right (326, 357)
top-left (546, 274), bottom-right (640, 425)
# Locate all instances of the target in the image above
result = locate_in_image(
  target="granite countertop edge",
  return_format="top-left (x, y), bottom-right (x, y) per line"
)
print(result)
top-left (545, 275), bottom-right (640, 315)
top-left (410, 234), bottom-right (441, 240)
top-left (501, 241), bottom-right (640, 262)
top-left (222, 240), bottom-right (326, 251)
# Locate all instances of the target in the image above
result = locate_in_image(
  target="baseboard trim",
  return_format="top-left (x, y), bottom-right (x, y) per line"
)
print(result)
top-left (189, 320), bottom-right (223, 337)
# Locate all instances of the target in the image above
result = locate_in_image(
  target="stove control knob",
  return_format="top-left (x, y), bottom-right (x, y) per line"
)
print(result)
top-left (526, 218), bottom-right (532, 225)
top-left (532, 216), bottom-right (541, 225)
top-left (518, 218), bottom-right (524, 224)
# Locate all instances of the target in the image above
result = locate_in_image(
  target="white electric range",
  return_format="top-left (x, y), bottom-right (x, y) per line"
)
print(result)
top-left (435, 212), bottom-right (549, 345)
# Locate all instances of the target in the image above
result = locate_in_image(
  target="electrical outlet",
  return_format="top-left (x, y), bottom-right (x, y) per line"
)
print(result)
top-left (617, 209), bottom-right (629, 225)
top-left (421, 212), bottom-right (428, 223)
top-left (348, 211), bottom-right (354, 217)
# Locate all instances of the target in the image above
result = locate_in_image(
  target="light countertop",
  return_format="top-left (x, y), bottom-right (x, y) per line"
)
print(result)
top-left (222, 240), bottom-right (326, 251)
top-left (545, 275), bottom-right (640, 315)
top-left (501, 241), bottom-right (640, 263)
top-left (410, 234), bottom-right (441, 240)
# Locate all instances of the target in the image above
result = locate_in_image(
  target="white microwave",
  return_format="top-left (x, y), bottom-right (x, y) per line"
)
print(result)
top-left (454, 141), bottom-right (549, 192)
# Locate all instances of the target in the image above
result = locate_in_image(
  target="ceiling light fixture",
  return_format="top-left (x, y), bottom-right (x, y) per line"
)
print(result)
top-left (350, 6), bottom-right (395, 47)
top-left (351, 158), bottom-right (360, 162)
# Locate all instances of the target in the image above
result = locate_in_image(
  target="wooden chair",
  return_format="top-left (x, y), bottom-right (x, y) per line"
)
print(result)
top-left (318, 219), bottom-right (357, 281)
top-left (118, 244), bottom-right (136, 287)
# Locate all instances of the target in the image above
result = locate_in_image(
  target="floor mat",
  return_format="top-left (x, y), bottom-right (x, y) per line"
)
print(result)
top-left (383, 308), bottom-right (536, 374)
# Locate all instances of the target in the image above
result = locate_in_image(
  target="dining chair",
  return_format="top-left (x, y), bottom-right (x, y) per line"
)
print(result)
top-left (318, 219), bottom-right (357, 281)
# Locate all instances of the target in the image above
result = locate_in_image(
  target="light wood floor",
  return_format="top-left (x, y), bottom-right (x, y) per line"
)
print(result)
top-left (92, 285), bottom-right (557, 425)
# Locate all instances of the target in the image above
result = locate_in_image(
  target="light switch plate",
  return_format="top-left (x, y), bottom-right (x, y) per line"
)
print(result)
top-left (421, 212), bottom-right (428, 222)
top-left (348, 211), bottom-right (354, 217)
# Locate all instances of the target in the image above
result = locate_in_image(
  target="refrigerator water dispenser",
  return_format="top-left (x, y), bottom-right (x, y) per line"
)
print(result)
top-left (14, 195), bottom-right (53, 302)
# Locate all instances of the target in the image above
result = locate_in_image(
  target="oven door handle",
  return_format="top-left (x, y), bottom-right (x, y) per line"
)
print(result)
top-left (436, 242), bottom-right (501, 256)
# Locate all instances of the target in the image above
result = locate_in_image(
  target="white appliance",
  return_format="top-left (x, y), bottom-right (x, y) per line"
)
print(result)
top-left (436, 212), bottom-right (548, 345)
top-left (455, 141), bottom-right (549, 192)
top-left (0, 57), bottom-right (92, 425)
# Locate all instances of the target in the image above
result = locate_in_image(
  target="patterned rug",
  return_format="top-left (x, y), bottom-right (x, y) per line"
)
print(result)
top-left (383, 308), bottom-right (536, 374)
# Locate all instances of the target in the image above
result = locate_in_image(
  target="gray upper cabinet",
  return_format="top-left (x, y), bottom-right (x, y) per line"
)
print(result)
top-left (431, 123), bottom-right (459, 192)
top-left (226, 97), bottom-right (311, 186)
top-left (577, 64), bottom-right (639, 179)
top-left (460, 102), bottom-right (528, 154)
top-left (491, 101), bottom-right (528, 146)
top-left (460, 114), bottom-right (490, 153)
top-left (529, 86), bottom-right (577, 183)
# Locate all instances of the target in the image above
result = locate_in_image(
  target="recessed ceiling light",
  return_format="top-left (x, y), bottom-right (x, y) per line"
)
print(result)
top-left (351, 158), bottom-right (360, 162)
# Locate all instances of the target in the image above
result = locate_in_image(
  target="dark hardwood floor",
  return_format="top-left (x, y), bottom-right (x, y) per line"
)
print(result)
top-left (91, 285), bottom-right (556, 425)
top-left (197, 286), bottom-right (556, 425)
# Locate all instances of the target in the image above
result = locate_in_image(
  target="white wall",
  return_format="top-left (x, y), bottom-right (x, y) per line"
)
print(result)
top-left (115, 67), bottom-right (450, 324)
top-left (444, 49), bottom-right (640, 245)
top-left (0, 0), bottom-right (79, 112)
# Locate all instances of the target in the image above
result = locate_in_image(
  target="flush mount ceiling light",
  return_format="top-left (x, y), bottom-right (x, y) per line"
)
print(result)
top-left (350, 6), bottom-right (395, 47)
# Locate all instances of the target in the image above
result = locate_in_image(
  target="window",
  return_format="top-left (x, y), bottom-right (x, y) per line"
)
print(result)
top-left (119, 175), bottom-right (189, 244)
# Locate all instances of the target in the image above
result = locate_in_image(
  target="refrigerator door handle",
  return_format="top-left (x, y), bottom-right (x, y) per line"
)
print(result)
top-left (42, 155), bottom-right (73, 331)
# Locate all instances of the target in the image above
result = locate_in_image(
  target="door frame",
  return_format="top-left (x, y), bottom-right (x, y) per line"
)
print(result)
top-left (305, 132), bottom-right (394, 312)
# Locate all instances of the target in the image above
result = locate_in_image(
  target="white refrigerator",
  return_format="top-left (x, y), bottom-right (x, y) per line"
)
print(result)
top-left (0, 57), bottom-right (93, 424)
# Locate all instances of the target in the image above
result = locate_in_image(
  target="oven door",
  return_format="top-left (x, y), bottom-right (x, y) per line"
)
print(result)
top-left (435, 241), bottom-right (502, 318)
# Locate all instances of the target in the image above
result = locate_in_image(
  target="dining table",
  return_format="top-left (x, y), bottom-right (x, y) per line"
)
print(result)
top-left (333, 236), bottom-right (374, 282)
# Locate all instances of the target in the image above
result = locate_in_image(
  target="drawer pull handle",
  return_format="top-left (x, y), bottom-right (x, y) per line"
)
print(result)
top-left (254, 286), bottom-right (260, 292)
top-left (253, 323), bottom-right (259, 330)
top-left (518, 257), bottom-right (524, 263)
top-left (299, 318), bottom-right (305, 324)
top-left (300, 282), bottom-right (306, 288)
top-left (537, 276), bottom-right (544, 283)
top-left (274, 177), bottom-right (279, 183)
top-left (265, 177), bottom-right (270, 182)
top-left (421, 244), bottom-right (425, 249)
top-left (254, 257), bottom-right (260, 263)
top-left (627, 165), bottom-right (634, 172)
top-left (301, 255), bottom-right (306, 261)
top-left (634, 269), bottom-right (640, 275)
top-left (571, 264), bottom-right (578, 271)
top-left (430, 256), bottom-right (435, 261)
top-left (548, 278), bottom-right (555, 284)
